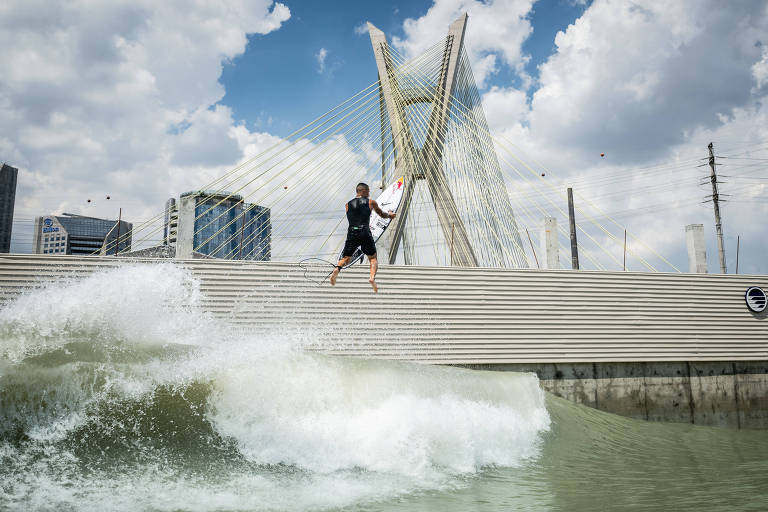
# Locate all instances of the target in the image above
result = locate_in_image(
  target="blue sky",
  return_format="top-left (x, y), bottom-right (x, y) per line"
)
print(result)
top-left (220, 0), bottom-right (588, 137)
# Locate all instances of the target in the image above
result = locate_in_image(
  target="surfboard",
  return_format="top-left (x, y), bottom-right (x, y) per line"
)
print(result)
top-left (339, 176), bottom-right (405, 268)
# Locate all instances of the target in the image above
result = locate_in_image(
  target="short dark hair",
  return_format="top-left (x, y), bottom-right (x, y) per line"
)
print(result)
top-left (356, 182), bottom-right (369, 192)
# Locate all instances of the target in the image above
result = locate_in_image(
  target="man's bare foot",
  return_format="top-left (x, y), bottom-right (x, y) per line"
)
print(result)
top-left (369, 277), bottom-right (378, 293)
top-left (330, 269), bottom-right (339, 286)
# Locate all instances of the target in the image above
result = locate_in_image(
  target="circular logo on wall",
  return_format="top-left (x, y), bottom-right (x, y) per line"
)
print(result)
top-left (44, 218), bottom-right (53, 227)
top-left (745, 287), bottom-right (767, 313)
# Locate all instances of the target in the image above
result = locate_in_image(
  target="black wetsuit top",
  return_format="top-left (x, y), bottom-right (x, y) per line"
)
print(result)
top-left (346, 197), bottom-right (372, 228)
top-left (342, 197), bottom-right (376, 257)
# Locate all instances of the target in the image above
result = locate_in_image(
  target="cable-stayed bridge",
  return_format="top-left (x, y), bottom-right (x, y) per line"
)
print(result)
top-left (367, 14), bottom-right (526, 267)
top-left (100, 14), bottom-right (678, 274)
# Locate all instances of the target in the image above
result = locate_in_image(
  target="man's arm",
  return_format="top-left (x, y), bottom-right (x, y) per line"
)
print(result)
top-left (370, 199), bottom-right (395, 219)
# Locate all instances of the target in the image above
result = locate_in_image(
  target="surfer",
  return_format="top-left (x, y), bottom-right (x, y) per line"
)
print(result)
top-left (330, 182), bottom-right (395, 292)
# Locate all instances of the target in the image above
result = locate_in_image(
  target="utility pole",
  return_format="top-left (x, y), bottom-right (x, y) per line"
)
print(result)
top-left (567, 187), bottom-right (579, 270)
top-left (623, 229), bottom-right (627, 271)
top-left (707, 142), bottom-right (727, 274)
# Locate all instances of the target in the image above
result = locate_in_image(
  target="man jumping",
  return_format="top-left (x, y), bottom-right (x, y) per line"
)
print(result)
top-left (329, 182), bottom-right (395, 292)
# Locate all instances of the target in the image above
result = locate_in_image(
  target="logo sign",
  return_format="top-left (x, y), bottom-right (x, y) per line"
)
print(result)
top-left (745, 286), bottom-right (767, 313)
top-left (42, 217), bottom-right (59, 233)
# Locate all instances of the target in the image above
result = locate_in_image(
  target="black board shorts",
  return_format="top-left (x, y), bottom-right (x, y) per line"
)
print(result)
top-left (342, 226), bottom-right (376, 257)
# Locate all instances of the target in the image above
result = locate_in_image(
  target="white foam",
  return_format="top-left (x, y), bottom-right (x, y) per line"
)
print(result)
top-left (208, 352), bottom-right (550, 479)
top-left (0, 263), bottom-right (551, 510)
top-left (0, 264), bottom-right (209, 362)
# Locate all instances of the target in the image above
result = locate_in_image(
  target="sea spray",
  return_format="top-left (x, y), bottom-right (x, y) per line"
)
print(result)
top-left (0, 264), bottom-right (207, 362)
top-left (0, 263), bottom-right (552, 511)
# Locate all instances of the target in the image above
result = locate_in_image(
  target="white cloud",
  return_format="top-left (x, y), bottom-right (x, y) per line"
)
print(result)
top-left (392, 0), bottom-right (535, 88)
top-left (482, 86), bottom-right (529, 132)
top-left (390, 0), bottom-right (768, 272)
top-left (316, 47), bottom-right (328, 74)
top-left (353, 22), bottom-right (369, 36)
top-left (525, 1), bottom-right (767, 163)
top-left (753, 46), bottom-right (768, 90)
top-left (0, 0), bottom-right (290, 251)
top-left (482, 0), bottom-right (768, 273)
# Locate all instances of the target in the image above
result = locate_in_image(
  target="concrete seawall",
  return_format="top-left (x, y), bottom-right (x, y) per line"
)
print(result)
top-left (476, 362), bottom-right (768, 429)
top-left (1, 254), bottom-right (766, 428)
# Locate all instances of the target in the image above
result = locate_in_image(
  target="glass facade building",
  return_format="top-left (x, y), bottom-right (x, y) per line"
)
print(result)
top-left (179, 191), bottom-right (270, 260)
top-left (33, 214), bottom-right (132, 255)
top-left (0, 163), bottom-right (18, 253)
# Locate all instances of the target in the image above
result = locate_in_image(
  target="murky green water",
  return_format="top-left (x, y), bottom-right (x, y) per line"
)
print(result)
top-left (2, 265), bottom-right (767, 511)
top-left (372, 394), bottom-right (768, 511)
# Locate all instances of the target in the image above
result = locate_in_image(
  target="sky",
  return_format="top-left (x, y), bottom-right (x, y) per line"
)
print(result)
top-left (2, 0), bottom-right (767, 273)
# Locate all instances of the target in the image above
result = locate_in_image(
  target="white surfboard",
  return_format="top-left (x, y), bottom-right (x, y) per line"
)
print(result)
top-left (340, 176), bottom-right (405, 268)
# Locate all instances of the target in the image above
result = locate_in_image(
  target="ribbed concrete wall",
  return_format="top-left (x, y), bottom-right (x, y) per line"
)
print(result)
top-left (1, 254), bottom-right (766, 364)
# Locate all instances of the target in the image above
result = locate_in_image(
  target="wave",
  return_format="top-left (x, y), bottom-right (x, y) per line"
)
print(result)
top-left (0, 264), bottom-right (210, 362)
top-left (0, 264), bottom-right (551, 511)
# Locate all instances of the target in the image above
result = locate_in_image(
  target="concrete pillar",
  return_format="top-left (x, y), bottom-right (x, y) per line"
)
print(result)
top-left (685, 224), bottom-right (707, 273)
top-left (176, 194), bottom-right (197, 259)
top-left (541, 217), bottom-right (559, 269)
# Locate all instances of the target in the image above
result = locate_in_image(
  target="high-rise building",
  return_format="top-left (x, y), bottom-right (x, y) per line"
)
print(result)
top-left (163, 198), bottom-right (178, 246)
top-left (175, 191), bottom-right (270, 260)
top-left (33, 213), bottom-right (132, 255)
top-left (0, 163), bottom-right (18, 253)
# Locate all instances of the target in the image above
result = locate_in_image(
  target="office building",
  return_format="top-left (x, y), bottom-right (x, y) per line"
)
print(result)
top-left (175, 191), bottom-right (270, 260)
top-left (163, 197), bottom-right (178, 246)
top-left (0, 163), bottom-right (18, 253)
top-left (33, 213), bottom-right (132, 255)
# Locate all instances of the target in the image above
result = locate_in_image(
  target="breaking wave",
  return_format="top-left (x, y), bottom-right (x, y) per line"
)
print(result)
top-left (0, 264), bottom-right (550, 511)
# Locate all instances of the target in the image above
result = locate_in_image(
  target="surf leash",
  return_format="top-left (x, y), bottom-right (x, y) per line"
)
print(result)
top-left (298, 253), bottom-right (365, 285)
top-left (298, 258), bottom-right (337, 286)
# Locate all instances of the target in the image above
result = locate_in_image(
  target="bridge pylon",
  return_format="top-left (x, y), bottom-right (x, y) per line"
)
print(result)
top-left (368, 14), bottom-right (528, 268)
top-left (368, 15), bottom-right (478, 266)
